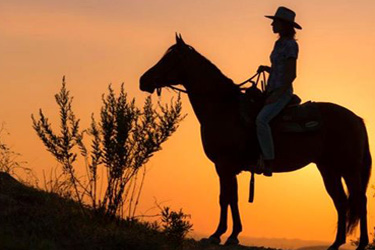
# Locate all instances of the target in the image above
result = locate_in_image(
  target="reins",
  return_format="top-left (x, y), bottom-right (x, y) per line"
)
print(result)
top-left (157, 71), bottom-right (267, 96)
top-left (238, 71), bottom-right (267, 92)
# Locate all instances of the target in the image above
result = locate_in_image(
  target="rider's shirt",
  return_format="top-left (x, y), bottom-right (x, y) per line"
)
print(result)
top-left (267, 38), bottom-right (298, 93)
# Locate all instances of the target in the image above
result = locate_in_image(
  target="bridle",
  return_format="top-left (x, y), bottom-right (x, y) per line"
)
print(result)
top-left (156, 82), bottom-right (187, 97)
top-left (155, 45), bottom-right (190, 96)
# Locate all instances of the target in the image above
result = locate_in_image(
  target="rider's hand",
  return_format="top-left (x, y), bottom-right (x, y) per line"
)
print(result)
top-left (257, 65), bottom-right (270, 73)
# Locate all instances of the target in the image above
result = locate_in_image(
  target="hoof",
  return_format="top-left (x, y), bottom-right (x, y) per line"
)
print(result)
top-left (327, 246), bottom-right (338, 250)
top-left (356, 243), bottom-right (369, 250)
top-left (225, 237), bottom-right (239, 246)
top-left (327, 240), bottom-right (347, 250)
top-left (327, 244), bottom-right (343, 250)
top-left (200, 235), bottom-right (221, 245)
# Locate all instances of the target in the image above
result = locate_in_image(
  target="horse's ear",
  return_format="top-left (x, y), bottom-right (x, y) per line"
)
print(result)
top-left (178, 33), bottom-right (186, 45)
top-left (175, 32), bottom-right (180, 44)
top-left (175, 33), bottom-right (186, 46)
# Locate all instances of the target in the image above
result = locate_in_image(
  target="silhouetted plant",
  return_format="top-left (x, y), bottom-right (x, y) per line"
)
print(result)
top-left (161, 206), bottom-right (193, 247)
top-left (0, 124), bottom-right (37, 186)
top-left (32, 77), bottom-right (185, 218)
top-left (42, 166), bottom-right (74, 199)
top-left (89, 84), bottom-right (185, 217)
top-left (32, 77), bottom-right (84, 205)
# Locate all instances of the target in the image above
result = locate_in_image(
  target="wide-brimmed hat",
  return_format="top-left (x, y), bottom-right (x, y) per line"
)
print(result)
top-left (265, 6), bottom-right (302, 30)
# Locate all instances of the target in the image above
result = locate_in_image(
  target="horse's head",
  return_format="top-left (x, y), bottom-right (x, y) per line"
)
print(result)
top-left (140, 34), bottom-right (190, 94)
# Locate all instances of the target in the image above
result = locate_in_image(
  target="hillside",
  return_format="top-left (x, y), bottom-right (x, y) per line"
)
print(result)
top-left (0, 172), bottom-right (277, 250)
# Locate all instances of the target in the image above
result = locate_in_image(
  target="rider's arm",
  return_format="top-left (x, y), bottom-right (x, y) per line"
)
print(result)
top-left (265, 58), bottom-right (296, 104)
top-left (280, 57), bottom-right (296, 92)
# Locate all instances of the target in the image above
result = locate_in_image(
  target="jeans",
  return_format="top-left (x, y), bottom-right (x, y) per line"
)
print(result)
top-left (256, 91), bottom-right (293, 160)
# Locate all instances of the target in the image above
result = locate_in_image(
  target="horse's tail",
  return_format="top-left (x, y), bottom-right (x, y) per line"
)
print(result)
top-left (346, 119), bottom-right (372, 234)
top-left (361, 122), bottom-right (372, 192)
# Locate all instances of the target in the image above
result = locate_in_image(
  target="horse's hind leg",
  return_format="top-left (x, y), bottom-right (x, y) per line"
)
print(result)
top-left (343, 173), bottom-right (369, 250)
top-left (318, 168), bottom-right (347, 250)
top-left (358, 196), bottom-right (368, 250)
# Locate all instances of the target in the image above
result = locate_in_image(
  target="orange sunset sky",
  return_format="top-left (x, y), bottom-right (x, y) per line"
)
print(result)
top-left (0, 0), bottom-right (374, 246)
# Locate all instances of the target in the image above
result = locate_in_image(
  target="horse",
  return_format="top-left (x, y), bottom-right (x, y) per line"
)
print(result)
top-left (139, 34), bottom-right (371, 250)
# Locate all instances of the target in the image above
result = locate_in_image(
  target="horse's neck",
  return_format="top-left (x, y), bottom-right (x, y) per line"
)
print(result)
top-left (180, 52), bottom-right (240, 125)
top-left (185, 77), bottom-right (239, 126)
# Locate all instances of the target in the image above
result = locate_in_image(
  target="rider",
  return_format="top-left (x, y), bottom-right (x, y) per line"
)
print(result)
top-left (256, 6), bottom-right (301, 176)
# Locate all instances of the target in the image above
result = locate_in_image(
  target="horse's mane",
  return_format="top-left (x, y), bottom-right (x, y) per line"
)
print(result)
top-left (187, 46), bottom-right (240, 93)
top-left (166, 43), bottom-right (240, 95)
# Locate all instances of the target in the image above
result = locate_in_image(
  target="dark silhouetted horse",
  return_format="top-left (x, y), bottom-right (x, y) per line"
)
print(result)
top-left (140, 35), bottom-right (371, 250)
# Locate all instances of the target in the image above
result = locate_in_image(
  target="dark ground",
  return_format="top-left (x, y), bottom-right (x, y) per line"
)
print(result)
top-left (0, 172), bottom-right (278, 250)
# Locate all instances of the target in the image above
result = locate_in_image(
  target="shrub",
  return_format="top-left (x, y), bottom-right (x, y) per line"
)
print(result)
top-left (32, 77), bottom-right (185, 218)
top-left (0, 124), bottom-right (37, 186)
top-left (161, 206), bottom-right (193, 247)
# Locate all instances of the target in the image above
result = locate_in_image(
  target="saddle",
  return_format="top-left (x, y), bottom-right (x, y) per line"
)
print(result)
top-left (271, 95), bottom-right (322, 133)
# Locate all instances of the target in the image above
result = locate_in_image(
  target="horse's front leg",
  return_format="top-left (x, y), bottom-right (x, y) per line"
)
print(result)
top-left (202, 174), bottom-right (229, 244)
top-left (225, 174), bottom-right (242, 245)
top-left (202, 173), bottom-right (242, 245)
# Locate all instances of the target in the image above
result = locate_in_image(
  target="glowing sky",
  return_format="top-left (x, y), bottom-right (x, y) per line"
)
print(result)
top-left (0, 0), bottom-right (374, 245)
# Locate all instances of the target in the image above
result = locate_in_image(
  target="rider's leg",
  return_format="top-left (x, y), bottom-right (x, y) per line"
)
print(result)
top-left (256, 91), bottom-right (292, 176)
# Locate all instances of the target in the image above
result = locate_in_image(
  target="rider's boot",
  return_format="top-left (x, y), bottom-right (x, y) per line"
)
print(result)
top-left (257, 156), bottom-right (273, 177)
top-left (263, 160), bottom-right (273, 177)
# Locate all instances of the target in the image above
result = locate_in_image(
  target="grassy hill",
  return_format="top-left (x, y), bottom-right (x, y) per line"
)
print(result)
top-left (0, 172), bottom-right (276, 250)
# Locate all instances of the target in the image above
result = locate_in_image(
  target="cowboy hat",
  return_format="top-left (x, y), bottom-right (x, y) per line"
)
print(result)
top-left (265, 6), bottom-right (302, 30)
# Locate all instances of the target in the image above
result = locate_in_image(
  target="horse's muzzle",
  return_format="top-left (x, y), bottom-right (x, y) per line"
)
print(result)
top-left (139, 75), bottom-right (155, 93)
